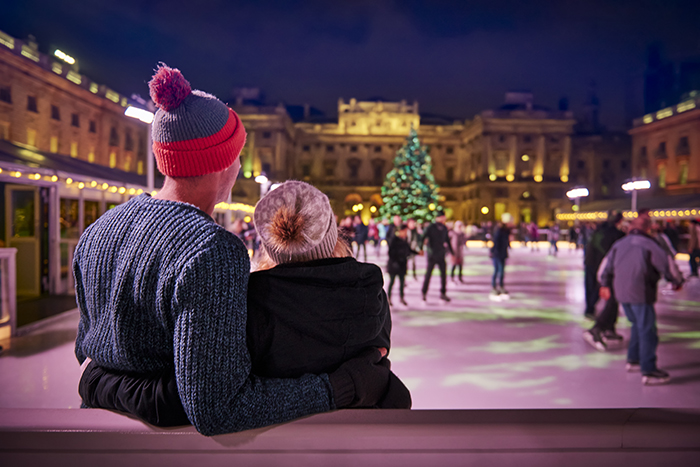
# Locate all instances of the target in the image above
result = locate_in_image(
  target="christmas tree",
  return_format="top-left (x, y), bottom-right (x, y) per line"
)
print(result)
top-left (379, 127), bottom-right (440, 223)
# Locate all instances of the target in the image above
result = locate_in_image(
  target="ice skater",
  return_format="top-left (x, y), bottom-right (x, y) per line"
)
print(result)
top-left (490, 214), bottom-right (511, 299)
top-left (421, 209), bottom-right (453, 302)
top-left (387, 224), bottom-right (422, 306)
top-left (450, 221), bottom-right (467, 282)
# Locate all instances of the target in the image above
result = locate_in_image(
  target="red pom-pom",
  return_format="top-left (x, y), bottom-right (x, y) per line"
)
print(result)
top-left (149, 64), bottom-right (192, 111)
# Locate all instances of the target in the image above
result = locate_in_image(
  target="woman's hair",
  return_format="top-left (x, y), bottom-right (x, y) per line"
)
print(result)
top-left (253, 227), bottom-right (352, 271)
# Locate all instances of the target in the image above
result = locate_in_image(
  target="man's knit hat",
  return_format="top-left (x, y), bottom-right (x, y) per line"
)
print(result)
top-left (254, 181), bottom-right (338, 264)
top-left (148, 64), bottom-right (246, 177)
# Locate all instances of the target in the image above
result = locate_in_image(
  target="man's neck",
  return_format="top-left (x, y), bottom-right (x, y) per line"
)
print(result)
top-left (154, 178), bottom-right (218, 216)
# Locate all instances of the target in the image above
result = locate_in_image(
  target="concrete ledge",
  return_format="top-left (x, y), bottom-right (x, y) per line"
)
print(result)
top-left (1, 408), bottom-right (699, 466)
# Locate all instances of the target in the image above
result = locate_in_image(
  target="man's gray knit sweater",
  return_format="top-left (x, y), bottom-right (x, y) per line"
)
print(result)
top-left (74, 194), bottom-right (333, 435)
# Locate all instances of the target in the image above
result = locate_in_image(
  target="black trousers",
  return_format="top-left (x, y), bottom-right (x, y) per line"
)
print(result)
top-left (593, 289), bottom-right (620, 332)
top-left (584, 266), bottom-right (599, 316)
top-left (388, 273), bottom-right (406, 300)
top-left (422, 256), bottom-right (447, 295)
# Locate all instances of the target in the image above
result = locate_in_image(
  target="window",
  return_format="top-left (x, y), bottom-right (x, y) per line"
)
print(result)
top-left (679, 163), bottom-right (689, 185)
top-left (27, 95), bottom-right (38, 112)
top-left (350, 145), bottom-right (358, 152)
top-left (0, 121), bottom-right (9, 140)
top-left (302, 145), bottom-right (310, 152)
top-left (70, 142), bottom-right (78, 158)
top-left (550, 137), bottom-right (559, 143)
top-left (262, 131), bottom-right (271, 139)
top-left (655, 142), bottom-right (667, 159)
top-left (658, 164), bottom-right (666, 188)
top-left (347, 158), bottom-right (361, 179)
top-left (446, 146), bottom-right (454, 155)
top-left (446, 167), bottom-right (455, 182)
top-left (577, 160), bottom-right (585, 169)
top-left (0, 86), bottom-right (11, 103)
top-left (27, 128), bottom-right (36, 147)
top-left (523, 135), bottom-right (532, 144)
top-left (498, 135), bottom-right (506, 143)
top-left (677, 136), bottom-right (690, 156)
top-left (323, 160), bottom-right (336, 177)
top-left (262, 163), bottom-right (271, 175)
top-left (109, 127), bottom-right (119, 147)
top-left (602, 160), bottom-right (610, 169)
top-left (125, 130), bottom-right (134, 151)
top-left (71, 113), bottom-right (79, 127)
top-left (302, 164), bottom-right (311, 177)
top-left (109, 151), bottom-right (117, 168)
top-left (88, 147), bottom-right (95, 163)
top-left (51, 105), bottom-right (60, 121)
top-left (326, 145), bottom-right (334, 152)
top-left (371, 159), bottom-right (385, 180)
top-left (89, 120), bottom-right (96, 133)
top-left (374, 146), bottom-right (381, 153)
top-left (621, 161), bottom-right (628, 169)
top-left (50, 136), bottom-right (59, 153)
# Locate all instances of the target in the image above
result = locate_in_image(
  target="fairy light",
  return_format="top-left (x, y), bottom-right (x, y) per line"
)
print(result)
top-left (102, 182), bottom-right (109, 190)
top-left (118, 187), bottom-right (126, 194)
top-left (77, 182), bottom-right (85, 189)
top-left (51, 175), bottom-right (58, 182)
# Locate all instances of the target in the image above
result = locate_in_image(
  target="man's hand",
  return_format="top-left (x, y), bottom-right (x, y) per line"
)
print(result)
top-left (599, 286), bottom-right (611, 300)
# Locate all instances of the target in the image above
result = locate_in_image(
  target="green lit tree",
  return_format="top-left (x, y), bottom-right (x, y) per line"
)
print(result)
top-left (379, 127), bottom-right (440, 223)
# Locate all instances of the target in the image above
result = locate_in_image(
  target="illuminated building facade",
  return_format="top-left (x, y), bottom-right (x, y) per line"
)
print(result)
top-left (630, 92), bottom-right (700, 196)
top-left (234, 92), bottom-right (577, 226)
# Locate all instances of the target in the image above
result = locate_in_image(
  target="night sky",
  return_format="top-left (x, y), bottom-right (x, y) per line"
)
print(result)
top-left (3, 0), bottom-right (700, 129)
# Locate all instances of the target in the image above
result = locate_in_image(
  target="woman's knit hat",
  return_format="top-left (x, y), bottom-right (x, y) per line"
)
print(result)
top-left (254, 181), bottom-right (338, 264)
top-left (148, 64), bottom-right (246, 177)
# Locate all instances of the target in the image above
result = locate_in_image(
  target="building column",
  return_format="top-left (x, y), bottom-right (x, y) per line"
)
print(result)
top-left (560, 136), bottom-right (571, 181)
top-left (507, 134), bottom-right (517, 178)
top-left (485, 135), bottom-right (494, 177)
top-left (48, 185), bottom-right (61, 295)
top-left (535, 135), bottom-right (545, 180)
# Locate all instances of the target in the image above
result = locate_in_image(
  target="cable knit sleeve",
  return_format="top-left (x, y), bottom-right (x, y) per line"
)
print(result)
top-left (172, 232), bottom-right (333, 436)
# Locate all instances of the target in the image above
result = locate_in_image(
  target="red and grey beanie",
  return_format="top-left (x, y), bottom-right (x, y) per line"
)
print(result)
top-left (148, 64), bottom-right (246, 177)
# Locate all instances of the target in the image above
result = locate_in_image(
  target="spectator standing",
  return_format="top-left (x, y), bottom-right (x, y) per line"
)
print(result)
top-left (490, 217), bottom-right (511, 297)
top-left (529, 222), bottom-right (539, 251)
top-left (406, 218), bottom-right (421, 280)
top-left (548, 223), bottom-right (560, 256)
top-left (387, 224), bottom-right (421, 306)
top-left (598, 210), bottom-right (684, 385)
top-left (421, 209), bottom-right (454, 302)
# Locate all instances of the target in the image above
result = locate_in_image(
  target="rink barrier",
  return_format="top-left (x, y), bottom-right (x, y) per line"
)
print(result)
top-left (1, 408), bottom-right (699, 466)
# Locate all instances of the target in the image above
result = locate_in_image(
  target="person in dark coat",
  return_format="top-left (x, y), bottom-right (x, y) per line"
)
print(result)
top-left (582, 211), bottom-right (625, 351)
top-left (421, 209), bottom-right (454, 302)
top-left (387, 224), bottom-right (422, 305)
top-left (490, 218), bottom-right (511, 296)
top-left (80, 181), bottom-right (411, 417)
top-left (353, 215), bottom-right (369, 262)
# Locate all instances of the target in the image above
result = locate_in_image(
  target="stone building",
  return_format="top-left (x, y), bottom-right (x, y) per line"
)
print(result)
top-left (629, 92), bottom-right (700, 196)
top-left (0, 31), bottom-right (149, 175)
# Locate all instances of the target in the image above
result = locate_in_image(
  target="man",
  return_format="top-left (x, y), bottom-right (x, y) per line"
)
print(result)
top-left (421, 209), bottom-right (454, 302)
top-left (386, 214), bottom-right (403, 245)
top-left (490, 216), bottom-right (511, 297)
top-left (74, 65), bottom-right (390, 436)
top-left (598, 209), bottom-right (683, 385)
top-left (582, 211), bottom-right (625, 351)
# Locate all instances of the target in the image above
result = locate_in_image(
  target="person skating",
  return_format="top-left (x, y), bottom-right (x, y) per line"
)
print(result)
top-left (421, 209), bottom-right (454, 302)
top-left (353, 215), bottom-right (369, 262)
top-left (406, 218), bottom-right (421, 280)
top-left (598, 210), bottom-right (684, 385)
top-left (582, 212), bottom-right (625, 351)
top-left (387, 224), bottom-right (422, 306)
top-left (490, 215), bottom-right (511, 298)
top-left (450, 221), bottom-right (467, 283)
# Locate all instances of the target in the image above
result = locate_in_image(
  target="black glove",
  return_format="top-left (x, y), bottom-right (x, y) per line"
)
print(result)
top-left (328, 348), bottom-right (390, 408)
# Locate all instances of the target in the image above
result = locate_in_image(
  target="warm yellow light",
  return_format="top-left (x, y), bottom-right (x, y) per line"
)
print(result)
top-left (481, 206), bottom-right (489, 215)
top-left (136, 189), bottom-right (144, 195)
top-left (244, 216), bottom-right (252, 223)
top-left (506, 174), bottom-right (514, 182)
top-left (370, 206), bottom-right (377, 213)
top-left (90, 180), bottom-right (97, 187)
top-left (151, 191), bottom-right (158, 196)
top-left (102, 183), bottom-right (109, 190)
top-left (54, 49), bottom-right (76, 65)
top-left (572, 205), bottom-right (579, 212)
top-left (684, 210), bottom-right (690, 216)
top-left (521, 154), bottom-right (530, 162)
top-left (33, 173), bottom-right (41, 180)
top-left (560, 175), bottom-right (569, 182)
top-left (489, 174), bottom-right (497, 181)
top-left (128, 188), bottom-right (136, 195)
top-left (429, 203), bottom-right (436, 211)
top-left (244, 171), bottom-right (252, 178)
top-left (66, 178), bottom-right (73, 184)
top-left (118, 187), bottom-right (126, 194)
top-left (692, 210), bottom-right (697, 215)
top-left (358, 203), bottom-right (364, 210)
top-left (77, 182), bottom-right (85, 189)
top-left (534, 174), bottom-right (543, 182)
top-left (51, 175), bottom-right (58, 182)
top-left (665, 211), bottom-right (670, 216)
top-left (671, 210), bottom-right (677, 216)
top-left (109, 186), bottom-right (118, 193)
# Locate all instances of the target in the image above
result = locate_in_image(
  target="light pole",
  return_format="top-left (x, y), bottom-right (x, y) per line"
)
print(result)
top-left (124, 105), bottom-right (155, 192)
top-left (566, 187), bottom-right (589, 213)
top-left (621, 179), bottom-right (651, 212)
top-left (255, 172), bottom-right (272, 199)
